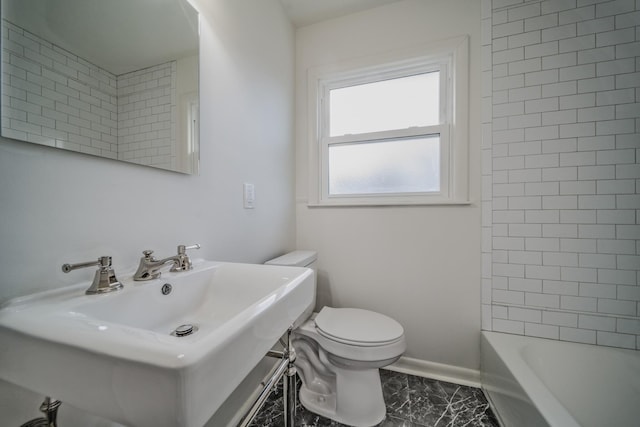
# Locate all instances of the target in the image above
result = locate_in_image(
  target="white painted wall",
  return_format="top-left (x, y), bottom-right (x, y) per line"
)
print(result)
top-left (295, 0), bottom-right (483, 370)
top-left (0, 0), bottom-right (295, 424)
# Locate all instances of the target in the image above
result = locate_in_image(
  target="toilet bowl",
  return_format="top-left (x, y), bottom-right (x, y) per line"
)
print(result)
top-left (265, 251), bottom-right (406, 427)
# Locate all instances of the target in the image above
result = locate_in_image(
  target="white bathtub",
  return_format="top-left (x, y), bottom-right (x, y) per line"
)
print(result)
top-left (481, 331), bottom-right (640, 427)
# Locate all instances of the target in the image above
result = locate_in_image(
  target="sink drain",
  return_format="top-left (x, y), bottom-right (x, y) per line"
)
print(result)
top-left (171, 324), bottom-right (198, 337)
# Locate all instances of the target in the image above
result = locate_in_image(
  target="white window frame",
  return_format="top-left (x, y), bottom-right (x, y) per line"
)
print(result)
top-left (307, 36), bottom-right (469, 206)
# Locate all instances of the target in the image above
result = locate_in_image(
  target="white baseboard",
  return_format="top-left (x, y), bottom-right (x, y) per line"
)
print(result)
top-left (384, 356), bottom-right (481, 388)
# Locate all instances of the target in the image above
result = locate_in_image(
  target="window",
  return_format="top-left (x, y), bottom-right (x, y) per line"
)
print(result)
top-left (307, 37), bottom-right (469, 206)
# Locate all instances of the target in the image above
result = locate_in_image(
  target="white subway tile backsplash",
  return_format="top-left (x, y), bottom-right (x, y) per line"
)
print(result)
top-left (579, 313), bottom-right (616, 331)
top-left (562, 294), bottom-right (598, 310)
top-left (615, 10), bottom-right (640, 28)
top-left (615, 103), bottom-right (640, 120)
top-left (616, 195), bottom-right (640, 209)
top-left (617, 318), bottom-right (640, 335)
top-left (560, 149), bottom-right (596, 164)
top-left (597, 148), bottom-right (636, 164)
top-left (560, 326), bottom-right (596, 343)
top-left (509, 31), bottom-right (542, 49)
top-left (509, 306), bottom-right (542, 322)
top-left (577, 135), bottom-right (616, 151)
top-left (617, 225), bottom-right (640, 239)
top-left (560, 180), bottom-right (596, 194)
top-left (526, 210), bottom-right (560, 223)
top-left (617, 255), bottom-right (640, 271)
top-left (508, 112), bottom-right (542, 127)
top-left (543, 109), bottom-right (579, 127)
top-left (542, 81), bottom-right (577, 97)
top-left (509, 3), bottom-right (542, 21)
top-left (559, 34), bottom-right (596, 53)
top-left (526, 42), bottom-right (561, 60)
top-left (542, 0), bottom-right (578, 15)
top-left (526, 292), bottom-right (561, 308)
top-left (599, 268), bottom-right (637, 285)
top-left (525, 69), bottom-right (560, 86)
top-left (526, 181), bottom-right (561, 195)
top-left (615, 71), bottom-right (640, 88)
top-left (542, 166), bottom-right (578, 181)
top-left (543, 251), bottom-right (579, 266)
top-left (526, 153), bottom-right (560, 168)
top-left (525, 322), bottom-right (560, 339)
top-left (560, 208), bottom-right (596, 222)
top-left (560, 92), bottom-right (595, 109)
top-left (577, 16), bottom-right (615, 36)
top-left (597, 238), bottom-right (637, 254)
top-left (596, 88), bottom-right (635, 106)
top-left (578, 76), bottom-right (615, 93)
top-left (526, 13), bottom-right (560, 32)
top-left (597, 179), bottom-right (635, 194)
top-left (597, 28), bottom-right (636, 47)
top-left (578, 106), bottom-right (615, 122)
top-left (544, 279), bottom-right (580, 294)
top-left (595, 0), bottom-right (635, 17)
top-left (581, 282), bottom-right (617, 298)
top-left (543, 24), bottom-right (578, 43)
top-left (544, 223), bottom-right (579, 237)
top-left (543, 52), bottom-right (579, 69)
top-left (598, 298), bottom-right (636, 315)
top-left (596, 119), bottom-right (636, 135)
top-left (509, 141), bottom-right (543, 156)
top-left (493, 318), bottom-right (525, 334)
top-left (494, 20), bottom-right (525, 39)
top-left (544, 310), bottom-right (578, 327)
top-left (494, 101), bottom-right (525, 117)
top-left (526, 125), bottom-right (560, 140)
top-left (526, 97), bottom-right (560, 113)
top-left (579, 253), bottom-right (617, 268)
top-left (486, 0), bottom-right (639, 349)
top-left (579, 224), bottom-right (616, 238)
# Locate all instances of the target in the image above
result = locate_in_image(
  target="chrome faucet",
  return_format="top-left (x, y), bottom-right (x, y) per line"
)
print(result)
top-left (62, 256), bottom-right (124, 295)
top-left (133, 244), bottom-right (200, 281)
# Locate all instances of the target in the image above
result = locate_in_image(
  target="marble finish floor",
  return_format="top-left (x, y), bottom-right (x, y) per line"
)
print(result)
top-left (250, 369), bottom-right (500, 427)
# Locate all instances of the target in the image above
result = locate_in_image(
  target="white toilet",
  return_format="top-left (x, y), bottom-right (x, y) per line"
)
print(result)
top-left (266, 251), bottom-right (406, 427)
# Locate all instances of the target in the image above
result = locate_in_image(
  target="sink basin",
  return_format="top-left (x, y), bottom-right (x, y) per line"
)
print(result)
top-left (0, 260), bottom-right (315, 427)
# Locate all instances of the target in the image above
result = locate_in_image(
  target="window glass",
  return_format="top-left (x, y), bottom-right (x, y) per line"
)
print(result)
top-left (329, 71), bottom-right (440, 137)
top-left (328, 135), bottom-right (440, 195)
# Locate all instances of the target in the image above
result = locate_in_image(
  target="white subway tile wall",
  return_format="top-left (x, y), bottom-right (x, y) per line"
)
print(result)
top-left (117, 62), bottom-right (176, 170)
top-left (2, 20), bottom-right (176, 169)
top-left (482, 0), bottom-right (640, 350)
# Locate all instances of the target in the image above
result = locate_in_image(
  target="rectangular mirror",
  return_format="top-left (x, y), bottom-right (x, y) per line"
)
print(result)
top-left (1, 0), bottom-right (199, 174)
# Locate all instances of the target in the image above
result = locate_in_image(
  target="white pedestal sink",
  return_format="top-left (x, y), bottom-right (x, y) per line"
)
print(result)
top-left (0, 260), bottom-right (315, 427)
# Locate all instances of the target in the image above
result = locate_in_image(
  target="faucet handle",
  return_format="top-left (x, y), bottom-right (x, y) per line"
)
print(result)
top-left (62, 256), bottom-right (124, 295)
top-left (172, 244), bottom-right (200, 272)
top-left (177, 244), bottom-right (200, 255)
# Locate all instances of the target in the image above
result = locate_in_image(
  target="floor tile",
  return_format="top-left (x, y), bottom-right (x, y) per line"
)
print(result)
top-left (249, 369), bottom-right (499, 427)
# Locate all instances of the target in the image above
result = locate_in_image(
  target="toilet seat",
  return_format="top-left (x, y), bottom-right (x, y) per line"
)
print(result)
top-left (314, 307), bottom-right (404, 347)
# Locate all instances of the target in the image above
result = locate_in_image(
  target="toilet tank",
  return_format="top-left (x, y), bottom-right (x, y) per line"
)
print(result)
top-left (265, 251), bottom-right (317, 327)
top-left (265, 250), bottom-right (317, 270)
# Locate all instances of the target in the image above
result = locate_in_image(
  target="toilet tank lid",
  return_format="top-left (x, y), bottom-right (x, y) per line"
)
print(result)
top-left (265, 250), bottom-right (317, 267)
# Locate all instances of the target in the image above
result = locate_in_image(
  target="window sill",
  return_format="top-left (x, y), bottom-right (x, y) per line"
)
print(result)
top-left (306, 200), bottom-right (473, 208)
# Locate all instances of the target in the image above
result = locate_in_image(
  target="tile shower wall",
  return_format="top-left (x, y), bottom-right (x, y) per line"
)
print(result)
top-left (2, 21), bottom-right (176, 169)
top-left (117, 62), bottom-right (176, 170)
top-left (481, 0), bottom-right (640, 350)
top-left (2, 21), bottom-right (118, 158)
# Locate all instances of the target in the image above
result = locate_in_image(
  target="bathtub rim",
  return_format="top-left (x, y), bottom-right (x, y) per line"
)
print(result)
top-left (481, 331), bottom-right (582, 427)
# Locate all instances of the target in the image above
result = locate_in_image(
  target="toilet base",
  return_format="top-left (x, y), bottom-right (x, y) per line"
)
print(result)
top-left (299, 367), bottom-right (386, 427)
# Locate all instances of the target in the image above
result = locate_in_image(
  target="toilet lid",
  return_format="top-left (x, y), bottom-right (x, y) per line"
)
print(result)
top-left (314, 307), bottom-right (404, 346)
